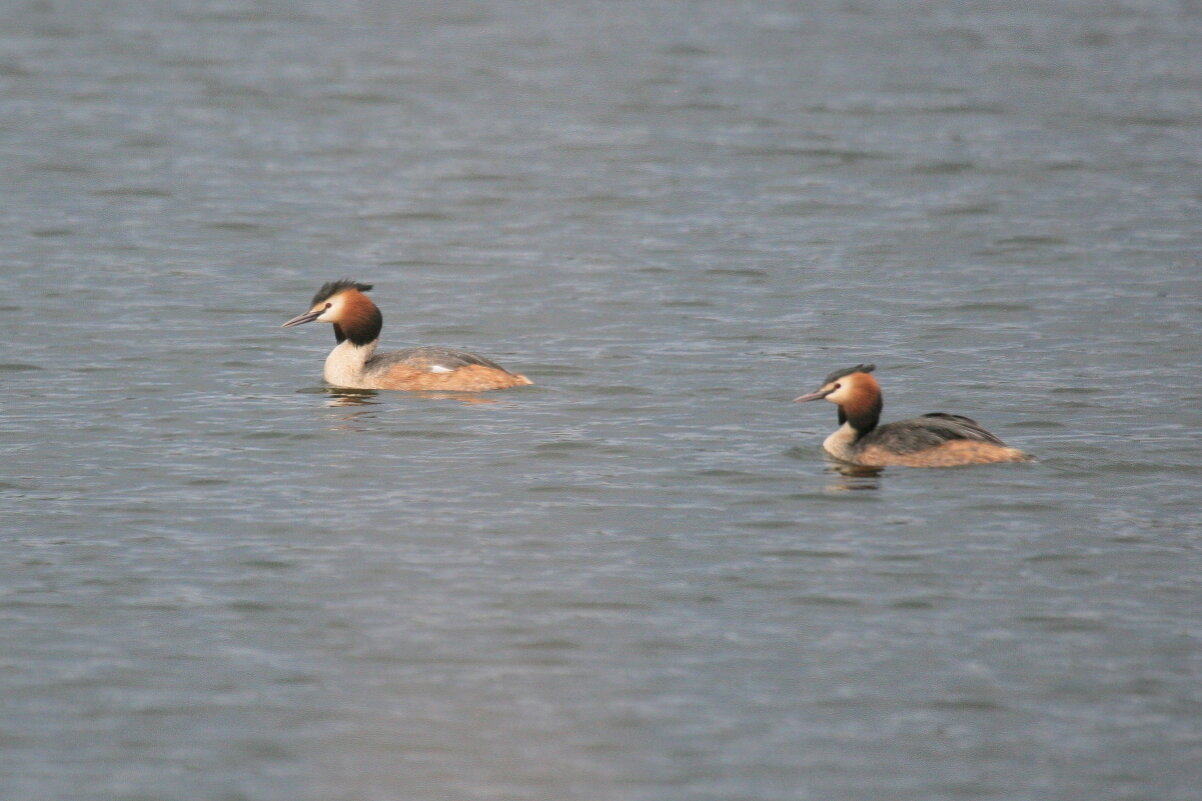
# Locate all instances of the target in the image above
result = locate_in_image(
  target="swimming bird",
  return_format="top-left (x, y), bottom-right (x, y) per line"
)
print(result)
top-left (282, 280), bottom-right (532, 391)
top-left (794, 364), bottom-right (1029, 467)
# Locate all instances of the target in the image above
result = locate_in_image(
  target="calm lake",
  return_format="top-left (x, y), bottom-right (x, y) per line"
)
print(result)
top-left (2, 1), bottom-right (1201, 799)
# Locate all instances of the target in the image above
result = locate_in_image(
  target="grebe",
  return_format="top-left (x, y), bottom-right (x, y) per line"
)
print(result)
top-left (282, 280), bottom-right (532, 392)
top-left (794, 364), bottom-right (1030, 467)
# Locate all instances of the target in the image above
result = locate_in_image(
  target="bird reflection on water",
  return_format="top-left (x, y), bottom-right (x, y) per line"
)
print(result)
top-left (324, 387), bottom-right (379, 408)
top-left (824, 461), bottom-right (883, 492)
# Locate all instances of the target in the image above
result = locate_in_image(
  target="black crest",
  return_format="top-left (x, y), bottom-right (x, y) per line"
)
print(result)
top-left (823, 363), bottom-right (875, 385)
top-left (312, 279), bottom-right (373, 306)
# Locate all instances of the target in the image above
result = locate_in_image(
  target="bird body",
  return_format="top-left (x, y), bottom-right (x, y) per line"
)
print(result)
top-left (283, 280), bottom-right (531, 392)
top-left (796, 364), bottom-right (1029, 467)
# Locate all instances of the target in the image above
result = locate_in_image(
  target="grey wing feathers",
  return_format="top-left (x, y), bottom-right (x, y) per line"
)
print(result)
top-left (367, 346), bottom-right (508, 372)
top-left (870, 413), bottom-right (1005, 454)
top-left (919, 413), bottom-right (1006, 445)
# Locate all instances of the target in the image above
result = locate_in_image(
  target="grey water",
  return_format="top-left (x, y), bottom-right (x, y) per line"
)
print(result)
top-left (3, 1), bottom-right (1201, 799)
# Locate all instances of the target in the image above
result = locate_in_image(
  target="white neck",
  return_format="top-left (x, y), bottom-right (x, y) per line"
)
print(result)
top-left (323, 339), bottom-right (378, 388)
top-left (822, 422), bottom-right (860, 461)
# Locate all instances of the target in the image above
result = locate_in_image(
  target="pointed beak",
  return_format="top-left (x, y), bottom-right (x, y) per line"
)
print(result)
top-left (281, 309), bottom-right (323, 328)
top-left (793, 388), bottom-right (833, 403)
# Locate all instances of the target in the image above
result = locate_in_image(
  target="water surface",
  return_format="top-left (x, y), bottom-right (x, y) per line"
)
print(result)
top-left (2, 2), bottom-right (1201, 800)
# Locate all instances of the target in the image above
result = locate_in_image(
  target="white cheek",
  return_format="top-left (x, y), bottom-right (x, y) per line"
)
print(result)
top-left (826, 386), bottom-right (851, 404)
top-left (429, 365), bottom-right (453, 374)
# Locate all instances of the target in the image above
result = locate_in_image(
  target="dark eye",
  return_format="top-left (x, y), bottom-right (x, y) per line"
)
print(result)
top-left (832, 383), bottom-right (841, 390)
top-left (324, 303), bottom-right (332, 309)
